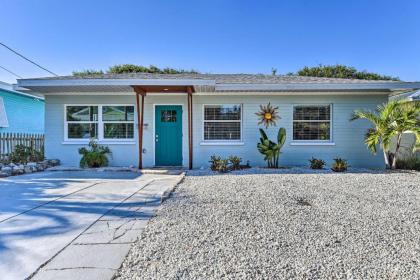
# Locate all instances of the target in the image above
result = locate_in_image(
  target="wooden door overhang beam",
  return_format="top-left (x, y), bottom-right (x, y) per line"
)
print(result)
top-left (133, 85), bottom-right (194, 94)
top-left (132, 85), bottom-right (194, 170)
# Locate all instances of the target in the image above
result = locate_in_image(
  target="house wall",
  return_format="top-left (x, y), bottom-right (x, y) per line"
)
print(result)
top-left (0, 89), bottom-right (44, 133)
top-left (44, 93), bottom-right (388, 168)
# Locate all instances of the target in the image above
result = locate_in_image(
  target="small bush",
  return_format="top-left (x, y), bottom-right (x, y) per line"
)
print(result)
top-left (209, 155), bottom-right (244, 172)
top-left (396, 156), bottom-right (420, 171)
top-left (331, 158), bottom-right (349, 172)
top-left (8, 144), bottom-right (44, 164)
top-left (78, 140), bottom-right (111, 168)
top-left (308, 157), bottom-right (326, 169)
top-left (216, 159), bottom-right (230, 173)
top-left (209, 155), bottom-right (222, 171)
top-left (228, 155), bottom-right (242, 170)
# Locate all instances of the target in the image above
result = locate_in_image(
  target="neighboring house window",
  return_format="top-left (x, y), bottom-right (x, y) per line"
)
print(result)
top-left (102, 106), bottom-right (134, 139)
top-left (204, 105), bottom-right (241, 141)
top-left (293, 105), bottom-right (331, 141)
top-left (65, 105), bottom-right (135, 141)
top-left (66, 106), bottom-right (98, 139)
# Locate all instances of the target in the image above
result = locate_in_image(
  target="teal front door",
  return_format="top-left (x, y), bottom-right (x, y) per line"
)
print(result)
top-left (155, 105), bottom-right (183, 166)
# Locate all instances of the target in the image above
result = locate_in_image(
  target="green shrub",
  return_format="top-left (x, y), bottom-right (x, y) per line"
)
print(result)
top-left (8, 144), bottom-right (44, 164)
top-left (209, 155), bottom-right (244, 172)
top-left (309, 157), bottom-right (326, 169)
top-left (331, 158), bottom-right (349, 172)
top-left (228, 155), bottom-right (242, 170)
top-left (216, 159), bottom-right (229, 173)
top-left (78, 140), bottom-right (111, 168)
top-left (396, 156), bottom-right (420, 171)
top-left (209, 155), bottom-right (222, 171)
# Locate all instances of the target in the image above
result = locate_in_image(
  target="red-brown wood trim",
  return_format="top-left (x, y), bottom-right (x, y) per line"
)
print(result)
top-left (133, 87), bottom-right (146, 169)
top-left (187, 86), bottom-right (193, 169)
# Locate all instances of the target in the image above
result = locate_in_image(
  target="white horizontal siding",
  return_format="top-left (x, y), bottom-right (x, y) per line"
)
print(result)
top-left (45, 93), bottom-right (388, 168)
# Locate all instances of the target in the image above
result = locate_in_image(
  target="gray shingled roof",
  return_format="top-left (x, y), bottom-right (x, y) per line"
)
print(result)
top-left (27, 73), bottom-right (399, 84)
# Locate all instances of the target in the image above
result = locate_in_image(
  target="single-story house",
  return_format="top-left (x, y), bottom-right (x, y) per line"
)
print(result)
top-left (0, 81), bottom-right (44, 133)
top-left (15, 73), bottom-right (420, 169)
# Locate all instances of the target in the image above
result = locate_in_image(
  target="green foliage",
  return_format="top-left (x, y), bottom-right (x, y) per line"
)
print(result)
top-left (295, 64), bottom-right (399, 81)
top-left (209, 155), bottom-right (222, 171)
top-left (351, 100), bottom-right (420, 169)
top-left (108, 64), bottom-right (199, 74)
top-left (228, 155), bottom-right (242, 170)
top-left (215, 159), bottom-right (229, 173)
top-left (8, 144), bottom-right (44, 164)
top-left (72, 64), bottom-right (199, 76)
top-left (331, 158), bottom-right (349, 172)
top-left (209, 155), bottom-right (243, 172)
top-left (308, 157), bottom-right (326, 169)
top-left (396, 156), bottom-right (420, 171)
top-left (257, 127), bottom-right (286, 168)
top-left (78, 140), bottom-right (111, 168)
top-left (72, 69), bottom-right (104, 76)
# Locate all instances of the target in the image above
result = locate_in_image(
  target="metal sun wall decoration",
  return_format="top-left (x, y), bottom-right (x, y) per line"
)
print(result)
top-left (255, 102), bottom-right (280, 128)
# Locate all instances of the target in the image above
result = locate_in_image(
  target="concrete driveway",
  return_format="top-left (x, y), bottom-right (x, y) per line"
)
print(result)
top-left (0, 170), bottom-right (183, 280)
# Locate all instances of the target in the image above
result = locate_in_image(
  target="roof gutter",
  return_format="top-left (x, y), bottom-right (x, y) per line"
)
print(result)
top-left (0, 82), bottom-right (44, 100)
top-left (216, 82), bottom-right (420, 92)
top-left (15, 78), bottom-right (420, 94)
top-left (16, 78), bottom-right (216, 87)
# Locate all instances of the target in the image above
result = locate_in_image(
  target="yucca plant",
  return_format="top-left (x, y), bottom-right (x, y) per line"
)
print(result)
top-left (257, 127), bottom-right (286, 168)
top-left (351, 100), bottom-right (420, 169)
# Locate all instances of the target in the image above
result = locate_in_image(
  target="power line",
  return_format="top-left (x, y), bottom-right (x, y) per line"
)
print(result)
top-left (0, 42), bottom-right (58, 76)
top-left (0, 64), bottom-right (23, 79)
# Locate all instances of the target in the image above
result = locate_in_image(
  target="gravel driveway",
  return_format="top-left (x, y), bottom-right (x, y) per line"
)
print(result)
top-left (117, 169), bottom-right (420, 279)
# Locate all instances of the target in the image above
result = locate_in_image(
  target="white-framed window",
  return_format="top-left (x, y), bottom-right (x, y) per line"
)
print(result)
top-left (292, 104), bottom-right (332, 141)
top-left (203, 104), bottom-right (242, 141)
top-left (66, 105), bottom-right (98, 139)
top-left (65, 105), bottom-right (135, 141)
top-left (102, 106), bottom-right (135, 139)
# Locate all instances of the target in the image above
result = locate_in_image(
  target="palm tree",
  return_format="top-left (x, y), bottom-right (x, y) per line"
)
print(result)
top-left (351, 100), bottom-right (420, 169)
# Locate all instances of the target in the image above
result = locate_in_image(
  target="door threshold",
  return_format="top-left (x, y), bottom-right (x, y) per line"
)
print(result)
top-left (141, 166), bottom-right (185, 175)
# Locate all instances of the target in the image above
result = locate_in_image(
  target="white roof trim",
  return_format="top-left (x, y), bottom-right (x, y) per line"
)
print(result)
top-left (0, 97), bottom-right (9, 128)
top-left (216, 82), bottom-right (420, 91)
top-left (0, 81), bottom-right (44, 100)
top-left (15, 78), bottom-right (420, 94)
top-left (17, 78), bottom-right (216, 87)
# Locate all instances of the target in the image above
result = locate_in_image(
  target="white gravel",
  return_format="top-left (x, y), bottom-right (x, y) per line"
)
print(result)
top-left (116, 168), bottom-right (420, 279)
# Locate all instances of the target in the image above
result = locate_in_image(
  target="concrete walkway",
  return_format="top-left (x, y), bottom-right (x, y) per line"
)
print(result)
top-left (0, 171), bottom-right (183, 280)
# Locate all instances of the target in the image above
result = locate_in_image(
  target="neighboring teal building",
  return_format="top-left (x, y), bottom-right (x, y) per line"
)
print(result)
top-left (0, 81), bottom-right (44, 133)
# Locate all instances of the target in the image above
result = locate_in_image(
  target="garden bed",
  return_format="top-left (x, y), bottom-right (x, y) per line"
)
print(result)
top-left (0, 159), bottom-right (60, 177)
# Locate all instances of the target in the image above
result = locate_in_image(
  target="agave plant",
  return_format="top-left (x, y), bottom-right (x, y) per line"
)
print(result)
top-left (257, 127), bottom-right (286, 168)
top-left (255, 102), bottom-right (280, 128)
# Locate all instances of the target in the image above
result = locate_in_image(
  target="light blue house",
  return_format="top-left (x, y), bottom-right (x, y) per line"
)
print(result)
top-left (0, 81), bottom-right (44, 133)
top-left (16, 74), bottom-right (420, 168)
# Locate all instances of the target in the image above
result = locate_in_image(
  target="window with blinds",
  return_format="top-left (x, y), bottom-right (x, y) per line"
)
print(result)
top-left (203, 105), bottom-right (241, 141)
top-left (293, 105), bottom-right (331, 141)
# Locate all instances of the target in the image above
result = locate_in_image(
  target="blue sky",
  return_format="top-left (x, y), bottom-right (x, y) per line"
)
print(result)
top-left (1, 0), bottom-right (419, 83)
